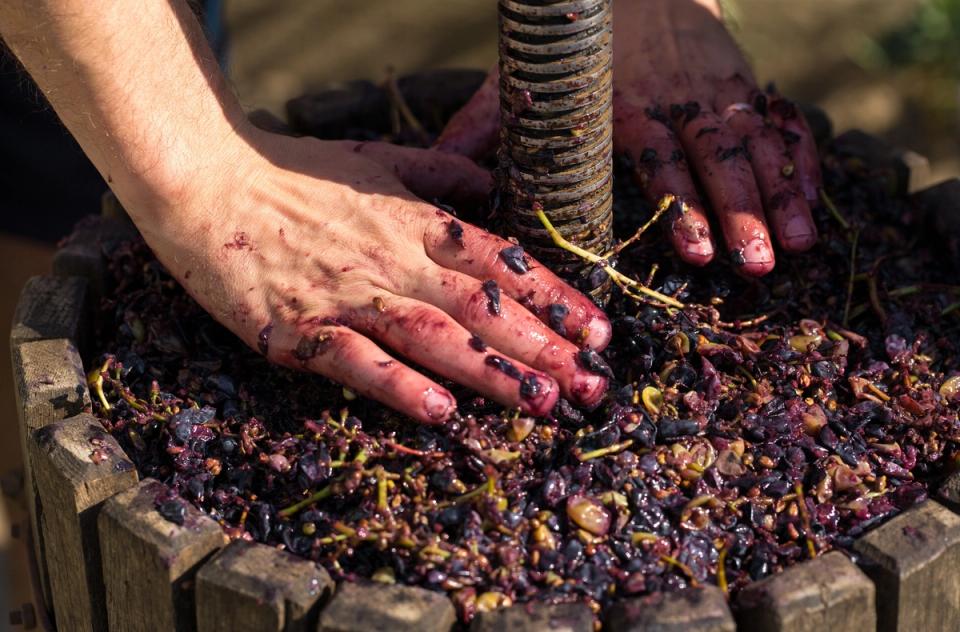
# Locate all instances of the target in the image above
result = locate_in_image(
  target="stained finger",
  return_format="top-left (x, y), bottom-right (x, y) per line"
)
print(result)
top-left (422, 212), bottom-right (612, 351)
top-left (767, 95), bottom-right (823, 207)
top-left (614, 112), bottom-right (715, 265)
top-left (339, 140), bottom-right (494, 209)
top-left (720, 103), bottom-right (817, 252)
top-left (673, 105), bottom-right (774, 276)
top-left (409, 267), bottom-right (609, 407)
top-left (268, 323), bottom-right (456, 425)
top-left (351, 294), bottom-right (560, 416)
top-left (433, 67), bottom-right (500, 161)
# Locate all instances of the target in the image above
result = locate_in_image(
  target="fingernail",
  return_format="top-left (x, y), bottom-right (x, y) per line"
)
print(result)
top-left (522, 376), bottom-right (559, 417)
top-left (571, 372), bottom-right (608, 407)
top-left (684, 238), bottom-right (714, 261)
top-left (783, 215), bottom-right (817, 250)
top-left (423, 389), bottom-right (455, 422)
top-left (582, 316), bottom-right (612, 351)
top-left (742, 238), bottom-right (773, 265)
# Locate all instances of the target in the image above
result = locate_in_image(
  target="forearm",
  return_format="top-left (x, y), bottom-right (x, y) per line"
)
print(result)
top-left (0, 0), bottom-right (250, 225)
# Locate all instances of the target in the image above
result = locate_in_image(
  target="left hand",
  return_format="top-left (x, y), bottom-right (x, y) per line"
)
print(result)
top-left (436, 0), bottom-right (822, 277)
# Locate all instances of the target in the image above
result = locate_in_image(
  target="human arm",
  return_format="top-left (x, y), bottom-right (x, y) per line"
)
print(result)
top-left (0, 0), bottom-right (613, 422)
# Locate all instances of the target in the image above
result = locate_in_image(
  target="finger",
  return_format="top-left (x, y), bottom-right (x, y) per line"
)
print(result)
top-left (719, 101), bottom-right (817, 252)
top-left (421, 213), bottom-right (612, 351)
top-left (767, 94), bottom-right (823, 207)
top-left (433, 66), bottom-right (500, 161)
top-left (338, 140), bottom-right (494, 208)
top-left (409, 267), bottom-right (608, 407)
top-left (268, 323), bottom-right (457, 425)
top-left (674, 106), bottom-right (774, 276)
top-left (613, 112), bottom-right (715, 265)
top-left (351, 294), bottom-right (560, 416)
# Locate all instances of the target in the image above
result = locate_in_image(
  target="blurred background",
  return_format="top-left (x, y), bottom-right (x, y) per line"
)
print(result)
top-left (2, 0), bottom-right (959, 627)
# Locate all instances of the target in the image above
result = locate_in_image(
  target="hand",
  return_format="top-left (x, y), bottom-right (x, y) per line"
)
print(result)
top-left (146, 129), bottom-right (612, 424)
top-left (437, 0), bottom-right (822, 276)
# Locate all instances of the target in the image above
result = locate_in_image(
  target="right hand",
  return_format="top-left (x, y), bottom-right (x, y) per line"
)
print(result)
top-left (138, 128), bottom-right (612, 424)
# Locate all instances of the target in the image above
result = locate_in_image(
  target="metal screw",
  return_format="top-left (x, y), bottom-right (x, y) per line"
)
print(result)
top-left (497, 0), bottom-right (613, 297)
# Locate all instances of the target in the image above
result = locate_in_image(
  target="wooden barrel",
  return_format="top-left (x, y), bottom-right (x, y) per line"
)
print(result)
top-left (12, 73), bottom-right (960, 631)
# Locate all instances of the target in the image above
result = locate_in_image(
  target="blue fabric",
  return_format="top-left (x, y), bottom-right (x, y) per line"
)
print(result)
top-left (202, 0), bottom-right (230, 69)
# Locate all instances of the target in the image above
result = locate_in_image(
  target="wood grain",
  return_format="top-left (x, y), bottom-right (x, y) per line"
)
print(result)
top-left (317, 582), bottom-right (456, 632)
top-left (736, 551), bottom-right (875, 632)
top-left (98, 477), bottom-right (227, 632)
top-left (470, 601), bottom-right (593, 632)
top-left (28, 413), bottom-right (138, 632)
top-left (195, 539), bottom-right (333, 632)
top-left (854, 500), bottom-right (960, 632)
top-left (605, 585), bottom-right (735, 632)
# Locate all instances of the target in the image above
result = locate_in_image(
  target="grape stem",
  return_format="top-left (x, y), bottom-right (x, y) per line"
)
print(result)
top-left (535, 206), bottom-right (684, 309)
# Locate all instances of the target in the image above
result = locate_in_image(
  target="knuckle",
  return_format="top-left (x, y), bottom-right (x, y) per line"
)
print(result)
top-left (461, 286), bottom-right (493, 323)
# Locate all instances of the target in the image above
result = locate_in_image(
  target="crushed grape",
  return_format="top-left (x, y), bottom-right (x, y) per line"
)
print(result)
top-left (87, 140), bottom-right (960, 626)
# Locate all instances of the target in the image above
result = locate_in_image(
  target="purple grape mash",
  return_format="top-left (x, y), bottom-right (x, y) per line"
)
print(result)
top-left (88, 144), bottom-right (960, 625)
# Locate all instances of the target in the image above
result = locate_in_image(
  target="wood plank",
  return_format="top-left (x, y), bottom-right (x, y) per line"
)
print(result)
top-left (285, 81), bottom-right (389, 139)
top-left (98, 477), bottom-right (227, 632)
top-left (11, 337), bottom-right (91, 614)
top-left (853, 500), bottom-right (960, 632)
top-left (832, 129), bottom-right (931, 195)
top-left (52, 216), bottom-right (137, 296)
top-left (469, 601), bottom-right (593, 632)
top-left (604, 585), bottom-right (735, 632)
top-left (195, 539), bottom-right (333, 632)
top-left (735, 551), bottom-right (875, 632)
top-left (912, 178), bottom-right (960, 262)
top-left (10, 275), bottom-right (89, 351)
top-left (27, 413), bottom-right (138, 632)
top-left (317, 582), bottom-right (456, 632)
top-left (52, 220), bottom-right (104, 295)
top-left (12, 338), bottom-right (90, 436)
top-left (937, 469), bottom-right (960, 511)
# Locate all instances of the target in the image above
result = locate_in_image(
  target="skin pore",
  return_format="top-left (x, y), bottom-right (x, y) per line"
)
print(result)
top-left (0, 0), bottom-right (613, 424)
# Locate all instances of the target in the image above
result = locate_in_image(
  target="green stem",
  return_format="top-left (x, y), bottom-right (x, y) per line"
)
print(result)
top-left (842, 229), bottom-right (860, 327)
top-left (820, 189), bottom-right (851, 231)
top-left (278, 484), bottom-right (334, 518)
top-left (536, 209), bottom-right (684, 309)
top-left (577, 439), bottom-right (634, 461)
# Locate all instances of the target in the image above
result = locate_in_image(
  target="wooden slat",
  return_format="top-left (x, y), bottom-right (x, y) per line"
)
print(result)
top-left (831, 129), bottom-right (931, 195)
top-left (28, 413), bottom-right (138, 632)
top-left (912, 178), bottom-right (960, 263)
top-left (469, 601), bottom-right (593, 632)
top-left (604, 585), bottom-right (735, 632)
top-left (10, 275), bottom-right (89, 351)
top-left (195, 539), bottom-right (333, 632)
top-left (52, 215), bottom-right (137, 296)
top-left (12, 337), bottom-right (90, 436)
top-left (12, 336), bottom-right (91, 613)
top-left (98, 477), bottom-right (227, 632)
top-left (285, 81), bottom-right (389, 139)
top-left (937, 469), bottom-right (960, 511)
top-left (317, 582), bottom-right (457, 632)
top-left (52, 220), bottom-right (104, 295)
top-left (853, 500), bottom-right (960, 632)
top-left (735, 551), bottom-right (875, 632)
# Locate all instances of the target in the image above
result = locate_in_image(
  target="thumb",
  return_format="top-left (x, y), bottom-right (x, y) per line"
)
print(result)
top-left (433, 66), bottom-right (500, 161)
top-left (344, 141), bottom-right (493, 210)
